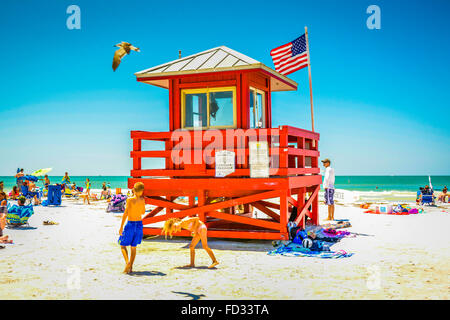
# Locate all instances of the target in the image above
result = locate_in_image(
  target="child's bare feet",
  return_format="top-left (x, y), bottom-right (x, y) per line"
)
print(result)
top-left (208, 261), bottom-right (219, 269)
top-left (123, 263), bottom-right (131, 274)
top-left (183, 264), bottom-right (195, 268)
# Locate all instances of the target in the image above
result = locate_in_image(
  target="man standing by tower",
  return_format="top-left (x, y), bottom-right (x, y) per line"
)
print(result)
top-left (322, 158), bottom-right (335, 221)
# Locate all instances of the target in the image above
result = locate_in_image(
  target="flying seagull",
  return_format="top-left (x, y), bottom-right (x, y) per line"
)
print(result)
top-left (112, 41), bottom-right (140, 71)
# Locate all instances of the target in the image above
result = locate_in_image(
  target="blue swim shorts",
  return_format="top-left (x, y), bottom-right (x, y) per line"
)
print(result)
top-left (324, 188), bottom-right (335, 205)
top-left (118, 221), bottom-right (143, 247)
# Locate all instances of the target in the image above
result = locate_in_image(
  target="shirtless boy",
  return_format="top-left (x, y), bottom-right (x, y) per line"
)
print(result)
top-left (118, 182), bottom-right (145, 274)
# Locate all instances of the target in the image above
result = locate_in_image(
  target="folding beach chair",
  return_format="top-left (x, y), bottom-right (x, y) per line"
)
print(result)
top-left (420, 190), bottom-right (435, 206)
top-left (6, 204), bottom-right (34, 228)
top-left (20, 185), bottom-right (37, 206)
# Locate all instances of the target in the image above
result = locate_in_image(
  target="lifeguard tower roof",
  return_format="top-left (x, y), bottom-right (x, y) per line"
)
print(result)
top-left (135, 46), bottom-right (297, 92)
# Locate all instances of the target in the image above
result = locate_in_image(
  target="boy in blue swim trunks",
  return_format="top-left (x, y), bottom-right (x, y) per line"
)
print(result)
top-left (118, 182), bottom-right (145, 274)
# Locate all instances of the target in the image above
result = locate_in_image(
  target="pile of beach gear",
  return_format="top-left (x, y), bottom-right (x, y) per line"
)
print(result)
top-left (106, 194), bottom-right (127, 213)
top-left (360, 203), bottom-right (422, 215)
top-left (269, 221), bottom-right (354, 259)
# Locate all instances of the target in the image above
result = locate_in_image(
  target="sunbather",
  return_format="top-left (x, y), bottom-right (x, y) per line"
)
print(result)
top-left (100, 183), bottom-right (111, 200)
top-left (44, 175), bottom-right (50, 189)
top-left (83, 178), bottom-right (91, 205)
top-left (0, 193), bottom-right (12, 243)
top-left (0, 192), bottom-right (7, 210)
top-left (0, 209), bottom-right (11, 244)
top-left (15, 169), bottom-right (24, 190)
top-left (438, 186), bottom-right (448, 202)
top-left (27, 181), bottom-right (41, 205)
top-left (9, 186), bottom-right (20, 200)
top-left (69, 184), bottom-right (81, 198)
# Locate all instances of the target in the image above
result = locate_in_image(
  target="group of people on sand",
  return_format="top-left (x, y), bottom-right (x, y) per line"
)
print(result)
top-left (8, 170), bottom-right (97, 206)
top-left (118, 182), bottom-right (219, 274)
top-left (416, 184), bottom-right (449, 204)
top-left (11, 169), bottom-right (41, 205)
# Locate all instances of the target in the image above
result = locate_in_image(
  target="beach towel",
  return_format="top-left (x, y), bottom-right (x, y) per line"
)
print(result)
top-left (321, 221), bottom-right (352, 230)
top-left (6, 204), bottom-right (34, 225)
top-left (268, 243), bottom-right (353, 259)
top-left (322, 229), bottom-right (351, 237)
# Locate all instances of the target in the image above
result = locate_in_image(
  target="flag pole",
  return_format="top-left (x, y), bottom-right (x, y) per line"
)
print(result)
top-left (304, 26), bottom-right (315, 134)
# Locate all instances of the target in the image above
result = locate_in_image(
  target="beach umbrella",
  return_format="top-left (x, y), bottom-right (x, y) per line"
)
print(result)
top-left (31, 168), bottom-right (52, 177)
top-left (17, 175), bottom-right (39, 182)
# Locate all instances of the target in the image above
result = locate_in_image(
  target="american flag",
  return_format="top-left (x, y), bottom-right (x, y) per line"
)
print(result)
top-left (270, 34), bottom-right (309, 75)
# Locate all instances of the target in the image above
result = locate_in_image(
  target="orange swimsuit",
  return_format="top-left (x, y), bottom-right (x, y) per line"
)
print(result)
top-left (185, 218), bottom-right (205, 236)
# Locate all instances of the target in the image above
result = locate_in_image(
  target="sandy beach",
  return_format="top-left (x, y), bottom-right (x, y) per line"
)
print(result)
top-left (1, 192), bottom-right (449, 300)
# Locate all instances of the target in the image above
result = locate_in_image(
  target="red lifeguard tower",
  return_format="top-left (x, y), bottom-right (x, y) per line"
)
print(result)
top-left (129, 46), bottom-right (320, 240)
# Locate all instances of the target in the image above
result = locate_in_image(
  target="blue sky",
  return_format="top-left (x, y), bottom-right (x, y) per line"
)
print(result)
top-left (0, 0), bottom-right (449, 175)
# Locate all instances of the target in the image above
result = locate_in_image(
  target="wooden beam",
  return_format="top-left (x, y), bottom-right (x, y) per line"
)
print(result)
top-left (145, 196), bottom-right (189, 210)
top-left (295, 185), bottom-right (319, 225)
top-left (142, 206), bottom-right (164, 224)
top-left (143, 227), bottom-right (282, 240)
top-left (207, 211), bottom-right (281, 231)
top-left (287, 196), bottom-right (298, 207)
top-left (250, 201), bottom-right (280, 222)
top-left (144, 190), bottom-right (282, 224)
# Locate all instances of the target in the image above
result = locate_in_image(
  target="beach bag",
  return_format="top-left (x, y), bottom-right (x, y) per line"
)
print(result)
top-left (293, 230), bottom-right (308, 244)
top-left (311, 240), bottom-right (330, 252)
top-left (289, 223), bottom-right (302, 240)
top-left (106, 195), bottom-right (127, 212)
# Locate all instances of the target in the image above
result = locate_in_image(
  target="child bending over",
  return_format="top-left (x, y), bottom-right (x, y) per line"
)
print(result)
top-left (162, 216), bottom-right (219, 269)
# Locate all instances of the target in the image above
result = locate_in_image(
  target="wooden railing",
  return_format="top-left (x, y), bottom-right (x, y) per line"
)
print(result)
top-left (130, 125), bottom-right (320, 178)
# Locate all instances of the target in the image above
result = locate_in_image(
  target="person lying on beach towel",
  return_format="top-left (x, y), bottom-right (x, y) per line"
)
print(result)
top-left (162, 216), bottom-right (219, 269)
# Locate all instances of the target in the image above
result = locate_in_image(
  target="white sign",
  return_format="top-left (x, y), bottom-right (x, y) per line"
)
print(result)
top-left (249, 141), bottom-right (269, 178)
top-left (215, 150), bottom-right (235, 177)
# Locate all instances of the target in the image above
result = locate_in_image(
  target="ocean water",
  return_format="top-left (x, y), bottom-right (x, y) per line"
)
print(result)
top-left (0, 176), bottom-right (131, 191)
top-left (1, 175), bottom-right (448, 204)
top-left (334, 176), bottom-right (449, 192)
top-left (1, 175), bottom-right (448, 193)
